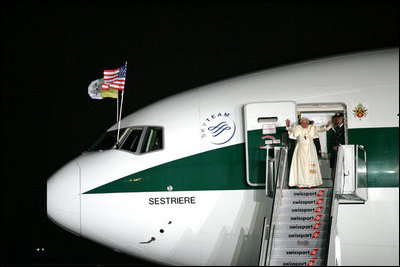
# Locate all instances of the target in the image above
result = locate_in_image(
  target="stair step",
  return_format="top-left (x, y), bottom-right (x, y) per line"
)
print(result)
top-left (277, 197), bottom-right (331, 206)
top-left (273, 230), bottom-right (328, 239)
top-left (271, 238), bottom-right (326, 247)
top-left (281, 188), bottom-right (332, 198)
top-left (274, 222), bottom-right (329, 231)
top-left (270, 247), bottom-right (326, 258)
top-left (269, 257), bottom-right (325, 266)
top-left (274, 213), bottom-right (330, 222)
top-left (276, 205), bottom-right (330, 214)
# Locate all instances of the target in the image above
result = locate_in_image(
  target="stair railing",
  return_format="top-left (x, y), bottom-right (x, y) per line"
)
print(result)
top-left (326, 144), bottom-right (368, 265)
top-left (258, 146), bottom-right (289, 266)
top-left (336, 144), bottom-right (368, 203)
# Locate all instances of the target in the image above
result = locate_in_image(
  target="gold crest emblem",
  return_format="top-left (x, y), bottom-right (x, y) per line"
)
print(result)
top-left (352, 103), bottom-right (368, 120)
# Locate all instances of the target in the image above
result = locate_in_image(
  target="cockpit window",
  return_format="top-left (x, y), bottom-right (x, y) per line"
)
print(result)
top-left (88, 128), bottom-right (143, 152)
top-left (88, 126), bottom-right (163, 154)
top-left (119, 129), bottom-right (143, 152)
top-left (88, 129), bottom-right (120, 151)
top-left (141, 127), bottom-right (163, 153)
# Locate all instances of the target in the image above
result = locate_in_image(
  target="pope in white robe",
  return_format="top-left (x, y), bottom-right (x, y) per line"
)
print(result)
top-left (286, 118), bottom-right (332, 188)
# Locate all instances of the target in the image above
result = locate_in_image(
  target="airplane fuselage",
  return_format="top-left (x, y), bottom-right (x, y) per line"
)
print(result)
top-left (47, 49), bottom-right (399, 265)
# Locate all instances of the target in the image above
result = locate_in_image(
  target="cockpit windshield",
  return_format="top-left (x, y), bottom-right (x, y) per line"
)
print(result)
top-left (87, 126), bottom-right (163, 154)
top-left (88, 127), bottom-right (143, 152)
top-left (119, 128), bottom-right (143, 152)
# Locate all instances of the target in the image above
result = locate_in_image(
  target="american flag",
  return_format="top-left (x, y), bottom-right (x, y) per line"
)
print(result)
top-left (102, 64), bottom-right (127, 90)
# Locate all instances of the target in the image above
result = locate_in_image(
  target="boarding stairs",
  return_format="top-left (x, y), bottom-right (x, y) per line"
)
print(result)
top-left (258, 144), bottom-right (368, 266)
top-left (265, 187), bottom-right (332, 266)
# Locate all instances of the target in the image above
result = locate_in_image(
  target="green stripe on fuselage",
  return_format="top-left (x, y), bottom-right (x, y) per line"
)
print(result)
top-left (84, 143), bottom-right (260, 194)
top-left (83, 127), bottom-right (398, 194)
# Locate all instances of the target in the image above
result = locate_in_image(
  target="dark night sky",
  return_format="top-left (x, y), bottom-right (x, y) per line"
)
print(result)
top-left (1, 1), bottom-right (398, 266)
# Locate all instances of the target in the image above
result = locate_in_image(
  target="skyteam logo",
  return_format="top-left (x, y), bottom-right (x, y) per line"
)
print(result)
top-left (201, 112), bottom-right (236, 145)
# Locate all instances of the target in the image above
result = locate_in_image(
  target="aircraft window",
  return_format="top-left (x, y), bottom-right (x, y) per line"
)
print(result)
top-left (141, 127), bottom-right (163, 153)
top-left (119, 129), bottom-right (143, 152)
top-left (88, 129), bottom-right (119, 151)
top-left (88, 128), bottom-right (139, 152)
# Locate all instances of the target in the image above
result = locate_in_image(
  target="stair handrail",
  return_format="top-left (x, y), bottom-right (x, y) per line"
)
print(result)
top-left (336, 144), bottom-right (368, 202)
top-left (258, 217), bottom-right (270, 266)
top-left (260, 145), bottom-right (272, 197)
top-left (327, 144), bottom-right (368, 265)
top-left (264, 146), bottom-right (289, 266)
top-left (355, 144), bottom-right (368, 201)
top-left (277, 147), bottom-right (288, 191)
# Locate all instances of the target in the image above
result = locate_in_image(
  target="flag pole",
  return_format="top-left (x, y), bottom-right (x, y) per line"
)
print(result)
top-left (116, 90), bottom-right (119, 134)
top-left (117, 91), bottom-right (124, 142)
top-left (116, 61), bottom-right (127, 144)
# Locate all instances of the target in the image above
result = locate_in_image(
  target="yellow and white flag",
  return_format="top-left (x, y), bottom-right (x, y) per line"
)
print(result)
top-left (88, 78), bottom-right (118, 99)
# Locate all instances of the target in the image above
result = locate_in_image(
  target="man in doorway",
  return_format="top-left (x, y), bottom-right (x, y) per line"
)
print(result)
top-left (329, 112), bottom-right (345, 178)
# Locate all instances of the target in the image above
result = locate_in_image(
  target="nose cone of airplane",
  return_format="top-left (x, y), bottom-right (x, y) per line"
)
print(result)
top-left (47, 160), bottom-right (81, 236)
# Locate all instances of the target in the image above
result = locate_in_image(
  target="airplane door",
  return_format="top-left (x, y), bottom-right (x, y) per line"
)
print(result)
top-left (244, 102), bottom-right (297, 186)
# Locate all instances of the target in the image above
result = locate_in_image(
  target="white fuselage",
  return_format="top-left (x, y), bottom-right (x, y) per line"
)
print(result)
top-left (47, 49), bottom-right (399, 265)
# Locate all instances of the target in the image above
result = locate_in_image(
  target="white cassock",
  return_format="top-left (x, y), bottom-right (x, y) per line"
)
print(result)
top-left (287, 124), bottom-right (330, 187)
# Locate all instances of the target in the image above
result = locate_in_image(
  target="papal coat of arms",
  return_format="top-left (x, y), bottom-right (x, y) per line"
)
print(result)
top-left (352, 103), bottom-right (368, 120)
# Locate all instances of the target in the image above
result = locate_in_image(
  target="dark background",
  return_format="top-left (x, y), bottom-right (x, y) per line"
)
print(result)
top-left (1, 1), bottom-right (398, 266)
